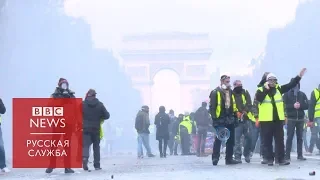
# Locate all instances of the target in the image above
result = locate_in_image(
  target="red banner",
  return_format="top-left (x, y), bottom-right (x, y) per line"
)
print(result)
top-left (12, 98), bottom-right (83, 168)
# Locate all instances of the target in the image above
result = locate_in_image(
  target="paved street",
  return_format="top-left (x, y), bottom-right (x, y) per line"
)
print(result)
top-left (1, 154), bottom-right (319, 180)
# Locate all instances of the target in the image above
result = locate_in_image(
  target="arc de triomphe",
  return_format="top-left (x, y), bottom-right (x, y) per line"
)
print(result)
top-left (120, 32), bottom-right (213, 113)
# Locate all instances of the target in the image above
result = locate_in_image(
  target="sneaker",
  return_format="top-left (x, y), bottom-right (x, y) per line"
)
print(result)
top-left (297, 156), bottom-right (307, 161)
top-left (267, 160), bottom-right (274, 166)
top-left (234, 157), bottom-right (242, 163)
top-left (212, 158), bottom-right (219, 166)
top-left (148, 154), bottom-right (155, 157)
top-left (64, 168), bottom-right (75, 173)
top-left (261, 158), bottom-right (268, 164)
top-left (244, 156), bottom-right (250, 163)
top-left (1, 167), bottom-right (10, 173)
top-left (226, 158), bottom-right (241, 165)
top-left (45, 168), bottom-right (54, 173)
top-left (95, 167), bottom-right (102, 170)
top-left (279, 159), bottom-right (290, 165)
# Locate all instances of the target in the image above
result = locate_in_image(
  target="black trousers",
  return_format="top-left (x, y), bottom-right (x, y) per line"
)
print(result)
top-left (158, 139), bottom-right (168, 155)
top-left (260, 121), bottom-right (285, 161)
top-left (83, 130), bottom-right (100, 168)
top-left (180, 130), bottom-right (190, 155)
top-left (285, 120), bottom-right (304, 157)
top-left (212, 124), bottom-right (235, 160)
top-left (168, 133), bottom-right (174, 154)
top-left (197, 126), bottom-right (208, 155)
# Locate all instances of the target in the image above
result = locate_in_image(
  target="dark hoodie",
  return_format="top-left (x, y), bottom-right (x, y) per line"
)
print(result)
top-left (194, 103), bottom-right (211, 127)
top-left (255, 74), bottom-right (301, 121)
top-left (82, 97), bottom-right (110, 131)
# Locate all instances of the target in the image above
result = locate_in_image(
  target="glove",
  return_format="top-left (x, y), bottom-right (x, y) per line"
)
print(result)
top-left (236, 112), bottom-right (242, 119)
top-left (255, 118), bottom-right (259, 128)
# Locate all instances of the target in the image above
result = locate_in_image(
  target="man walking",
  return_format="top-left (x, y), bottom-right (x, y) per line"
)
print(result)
top-left (283, 83), bottom-right (308, 161)
top-left (194, 102), bottom-right (211, 157)
top-left (135, 105), bottom-right (155, 158)
top-left (82, 89), bottom-right (110, 171)
top-left (0, 97), bottom-right (9, 173)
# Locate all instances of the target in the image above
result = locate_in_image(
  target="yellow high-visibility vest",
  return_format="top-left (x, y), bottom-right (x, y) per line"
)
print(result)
top-left (257, 84), bottom-right (285, 121)
top-left (179, 116), bottom-right (192, 134)
top-left (313, 89), bottom-right (320, 118)
top-left (100, 121), bottom-right (104, 139)
top-left (215, 91), bottom-right (238, 118)
top-left (240, 93), bottom-right (255, 122)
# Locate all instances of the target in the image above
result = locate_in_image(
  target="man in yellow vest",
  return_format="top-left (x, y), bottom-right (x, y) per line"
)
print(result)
top-left (209, 75), bottom-right (241, 165)
top-left (307, 85), bottom-right (320, 155)
top-left (178, 114), bottom-right (192, 155)
top-left (0, 98), bottom-right (9, 173)
top-left (232, 80), bottom-right (254, 163)
top-left (255, 68), bottom-right (306, 166)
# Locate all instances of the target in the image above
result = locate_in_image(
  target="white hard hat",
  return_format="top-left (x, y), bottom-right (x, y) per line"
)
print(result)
top-left (266, 73), bottom-right (277, 80)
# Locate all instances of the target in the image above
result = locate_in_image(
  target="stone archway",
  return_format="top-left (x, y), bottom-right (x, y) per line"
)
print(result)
top-left (151, 69), bottom-right (181, 114)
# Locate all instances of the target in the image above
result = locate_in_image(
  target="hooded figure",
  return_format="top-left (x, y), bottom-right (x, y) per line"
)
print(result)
top-left (154, 106), bottom-right (170, 157)
top-left (82, 89), bottom-right (110, 171)
top-left (51, 78), bottom-right (75, 98)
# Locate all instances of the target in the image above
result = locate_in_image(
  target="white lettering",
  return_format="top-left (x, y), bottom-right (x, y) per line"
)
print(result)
top-left (53, 107), bottom-right (63, 116)
top-left (26, 140), bottom-right (69, 147)
top-left (28, 149), bottom-right (67, 157)
top-left (32, 107), bottom-right (42, 116)
top-left (29, 118), bottom-right (66, 128)
top-left (31, 107), bottom-right (64, 116)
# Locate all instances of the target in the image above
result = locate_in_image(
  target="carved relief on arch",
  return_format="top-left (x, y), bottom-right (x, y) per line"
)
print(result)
top-left (149, 63), bottom-right (184, 80)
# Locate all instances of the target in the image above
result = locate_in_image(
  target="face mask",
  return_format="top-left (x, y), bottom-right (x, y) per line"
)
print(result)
top-left (221, 84), bottom-right (227, 89)
top-left (61, 83), bottom-right (68, 90)
top-left (234, 86), bottom-right (243, 93)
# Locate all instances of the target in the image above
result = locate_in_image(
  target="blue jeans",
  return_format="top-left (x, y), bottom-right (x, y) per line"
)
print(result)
top-left (0, 126), bottom-right (6, 169)
top-left (137, 133), bottom-right (152, 157)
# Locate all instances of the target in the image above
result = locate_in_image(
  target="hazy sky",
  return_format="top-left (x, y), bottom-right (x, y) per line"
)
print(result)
top-left (64, 0), bottom-right (311, 74)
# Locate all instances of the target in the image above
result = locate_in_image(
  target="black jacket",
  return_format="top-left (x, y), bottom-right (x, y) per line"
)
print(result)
top-left (308, 89), bottom-right (320, 121)
top-left (233, 89), bottom-right (252, 120)
top-left (194, 106), bottom-right (211, 127)
top-left (283, 90), bottom-right (308, 120)
top-left (0, 98), bottom-right (5, 115)
top-left (171, 117), bottom-right (182, 136)
top-left (154, 112), bottom-right (170, 140)
top-left (51, 87), bottom-right (75, 98)
top-left (82, 97), bottom-right (110, 131)
top-left (209, 87), bottom-right (237, 126)
top-left (255, 75), bottom-right (301, 121)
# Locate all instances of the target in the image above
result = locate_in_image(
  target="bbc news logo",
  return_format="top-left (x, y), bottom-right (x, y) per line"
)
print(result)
top-left (32, 107), bottom-right (64, 116)
top-left (13, 98), bottom-right (83, 168)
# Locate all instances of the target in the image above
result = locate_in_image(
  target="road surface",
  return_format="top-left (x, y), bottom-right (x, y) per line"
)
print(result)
top-left (1, 154), bottom-right (319, 180)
